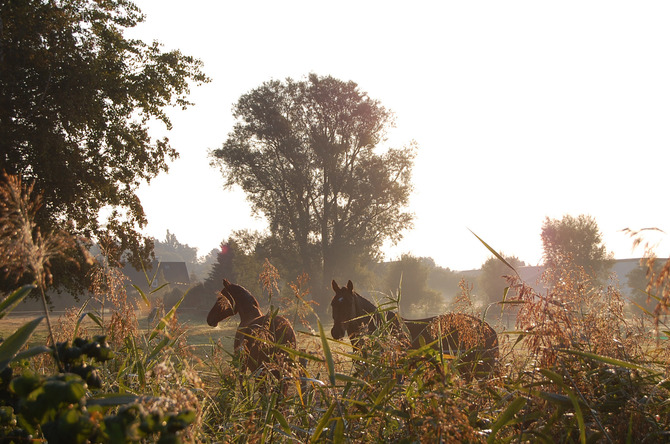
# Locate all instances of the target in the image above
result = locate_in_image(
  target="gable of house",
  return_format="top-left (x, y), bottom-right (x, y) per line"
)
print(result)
top-left (123, 261), bottom-right (190, 288)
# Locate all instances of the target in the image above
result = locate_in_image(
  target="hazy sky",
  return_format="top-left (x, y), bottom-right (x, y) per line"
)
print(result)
top-left (131, 0), bottom-right (670, 271)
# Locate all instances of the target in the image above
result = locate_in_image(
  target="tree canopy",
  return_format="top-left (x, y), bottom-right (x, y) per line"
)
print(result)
top-left (0, 0), bottom-right (208, 289)
top-left (541, 214), bottom-right (612, 280)
top-left (210, 74), bottom-right (415, 298)
top-left (478, 254), bottom-right (525, 314)
top-left (385, 254), bottom-right (444, 317)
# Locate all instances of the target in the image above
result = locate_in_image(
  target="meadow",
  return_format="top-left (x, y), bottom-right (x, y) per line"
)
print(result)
top-left (0, 173), bottom-right (668, 442)
top-left (1, 255), bottom-right (669, 443)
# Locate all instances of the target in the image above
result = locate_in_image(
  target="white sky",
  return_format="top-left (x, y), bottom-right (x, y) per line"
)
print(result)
top-left (132, 0), bottom-right (670, 271)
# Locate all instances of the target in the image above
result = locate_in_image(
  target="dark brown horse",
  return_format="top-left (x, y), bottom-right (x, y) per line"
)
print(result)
top-left (207, 279), bottom-right (297, 380)
top-left (330, 280), bottom-right (499, 380)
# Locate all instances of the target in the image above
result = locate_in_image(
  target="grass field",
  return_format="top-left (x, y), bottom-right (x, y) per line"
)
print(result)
top-left (2, 277), bottom-right (670, 443)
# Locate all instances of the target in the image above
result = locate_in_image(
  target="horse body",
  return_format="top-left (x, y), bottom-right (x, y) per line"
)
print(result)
top-left (330, 280), bottom-right (499, 379)
top-left (207, 279), bottom-right (296, 376)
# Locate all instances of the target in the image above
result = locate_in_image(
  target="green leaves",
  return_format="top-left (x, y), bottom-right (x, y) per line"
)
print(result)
top-left (212, 74), bottom-right (414, 279)
top-left (0, 317), bottom-right (44, 371)
top-left (1, 0), bottom-right (209, 290)
top-left (488, 396), bottom-right (527, 444)
top-left (2, 335), bottom-right (194, 443)
top-left (0, 285), bottom-right (36, 319)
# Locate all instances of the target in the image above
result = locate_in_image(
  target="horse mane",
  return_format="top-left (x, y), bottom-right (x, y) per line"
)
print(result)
top-left (230, 283), bottom-right (260, 308)
top-left (350, 290), bottom-right (394, 334)
top-left (353, 290), bottom-right (377, 315)
top-left (225, 282), bottom-right (262, 320)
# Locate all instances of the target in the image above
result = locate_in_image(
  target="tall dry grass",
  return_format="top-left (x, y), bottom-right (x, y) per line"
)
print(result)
top-left (3, 169), bottom-right (669, 442)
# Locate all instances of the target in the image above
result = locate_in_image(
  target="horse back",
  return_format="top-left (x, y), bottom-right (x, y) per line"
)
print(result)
top-left (234, 313), bottom-right (297, 373)
top-left (402, 313), bottom-right (498, 354)
top-left (269, 314), bottom-right (297, 347)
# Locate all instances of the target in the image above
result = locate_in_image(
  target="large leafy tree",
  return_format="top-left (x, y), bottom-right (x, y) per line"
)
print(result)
top-left (541, 214), bottom-right (613, 281)
top-left (0, 0), bottom-right (208, 290)
top-left (211, 74), bottom-right (415, 299)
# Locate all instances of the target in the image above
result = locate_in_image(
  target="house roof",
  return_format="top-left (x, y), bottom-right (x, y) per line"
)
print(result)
top-left (123, 261), bottom-right (190, 287)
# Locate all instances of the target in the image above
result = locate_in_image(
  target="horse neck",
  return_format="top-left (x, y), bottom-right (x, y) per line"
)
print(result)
top-left (234, 292), bottom-right (263, 323)
top-left (355, 292), bottom-right (403, 329)
top-left (352, 292), bottom-right (385, 328)
top-left (354, 292), bottom-right (377, 316)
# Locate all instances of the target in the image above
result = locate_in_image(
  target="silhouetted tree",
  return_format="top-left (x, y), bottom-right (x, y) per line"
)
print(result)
top-left (478, 254), bottom-right (525, 315)
top-left (0, 0), bottom-right (208, 293)
top-left (204, 231), bottom-right (265, 297)
top-left (152, 230), bottom-right (218, 282)
top-left (205, 241), bottom-right (236, 292)
top-left (210, 74), bottom-right (415, 303)
top-left (385, 254), bottom-right (444, 317)
top-left (428, 265), bottom-right (465, 302)
top-left (153, 231), bottom-right (198, 264)
top-left (541, 214), bottom-right (613, 281)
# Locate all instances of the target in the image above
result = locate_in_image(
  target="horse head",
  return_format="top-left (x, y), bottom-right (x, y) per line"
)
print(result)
top-left (206, 279), bottom-right (238, 327)
top-left (330, 279), bottom-right (358, 340)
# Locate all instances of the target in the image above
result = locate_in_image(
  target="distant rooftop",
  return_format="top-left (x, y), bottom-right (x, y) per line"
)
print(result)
top-left (122, 261), bottom-right (190, 287)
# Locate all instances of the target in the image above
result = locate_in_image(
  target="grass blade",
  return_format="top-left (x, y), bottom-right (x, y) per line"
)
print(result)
top-left (317, 320), bottom-right (336, 386)
top-left (0, 285), bottom-right (36, 319)
top-left (0, 316), bottom-right (44, 371)
top-left (13, 345), bottom-right (52, 362)
top-left (132, 284), bottom-right (151, 309)
top-left (540, 369), bottom-right (587, 444)
top-left (87, 312), bottom-right (104, 330)
top-left (310, 402), bottom-right (336, 443)
top-left (334, 372), bottom-right (371, 387)
top-left (145, 336), bottom-right (170, 365)
top-left (272, 409), bottom-right (293, 436)
top-left (73, 310), bottom-right (94, 339)
top-left (558, 348), bottom-right (657, 374)
top-left (469, 229), bottom-right (519, 276)
top-left (488, 396), bottom-right (527, 444)
top-left (149, 287), bottom-right (189, 341)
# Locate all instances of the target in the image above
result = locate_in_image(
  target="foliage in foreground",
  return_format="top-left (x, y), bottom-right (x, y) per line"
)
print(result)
top-left (197, 253), bottom-right (670, 443)
top-left (0, 287), bottom-right (196, 443)
top-left (2, 170), bottom-right (669, 442)
top-left (2, 249), bottom-right (670, 442)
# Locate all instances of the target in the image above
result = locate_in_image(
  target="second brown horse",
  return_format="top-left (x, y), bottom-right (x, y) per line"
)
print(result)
top-left (207, 279), bottom-right (296, 380)
top-left (330, 279), bottom-right (499, 380)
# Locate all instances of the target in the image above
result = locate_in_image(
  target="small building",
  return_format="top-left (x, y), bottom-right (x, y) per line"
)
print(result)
top-left (123, 261), bottom-right (190, 289)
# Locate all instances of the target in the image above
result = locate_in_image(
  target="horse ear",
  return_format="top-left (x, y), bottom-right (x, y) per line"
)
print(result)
top-left (222, 279), bottom-right (231, 289)
top-left (347, 280), bottom-right (354, 292)
top-left (331, 280), bottom-right (339, 292)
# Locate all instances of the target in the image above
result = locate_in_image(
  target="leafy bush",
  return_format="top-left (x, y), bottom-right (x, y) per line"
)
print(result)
top-left (0, 330), bottom-right (195, 443)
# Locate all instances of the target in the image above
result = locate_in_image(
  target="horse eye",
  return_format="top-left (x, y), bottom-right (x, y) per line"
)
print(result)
top-left (338, 297), bottom-right (344, 303)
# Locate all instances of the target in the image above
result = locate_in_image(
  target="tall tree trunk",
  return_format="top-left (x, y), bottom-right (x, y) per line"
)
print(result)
top-left (320, 166), bottom-right (332, 310)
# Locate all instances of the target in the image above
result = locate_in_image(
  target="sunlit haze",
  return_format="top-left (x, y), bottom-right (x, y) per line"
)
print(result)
top-left (132, 0), bottom-right (670, 271)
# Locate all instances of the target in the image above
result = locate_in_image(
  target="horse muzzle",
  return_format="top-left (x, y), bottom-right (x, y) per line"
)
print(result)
top-left (331, 322), bottom-right (346, 339)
